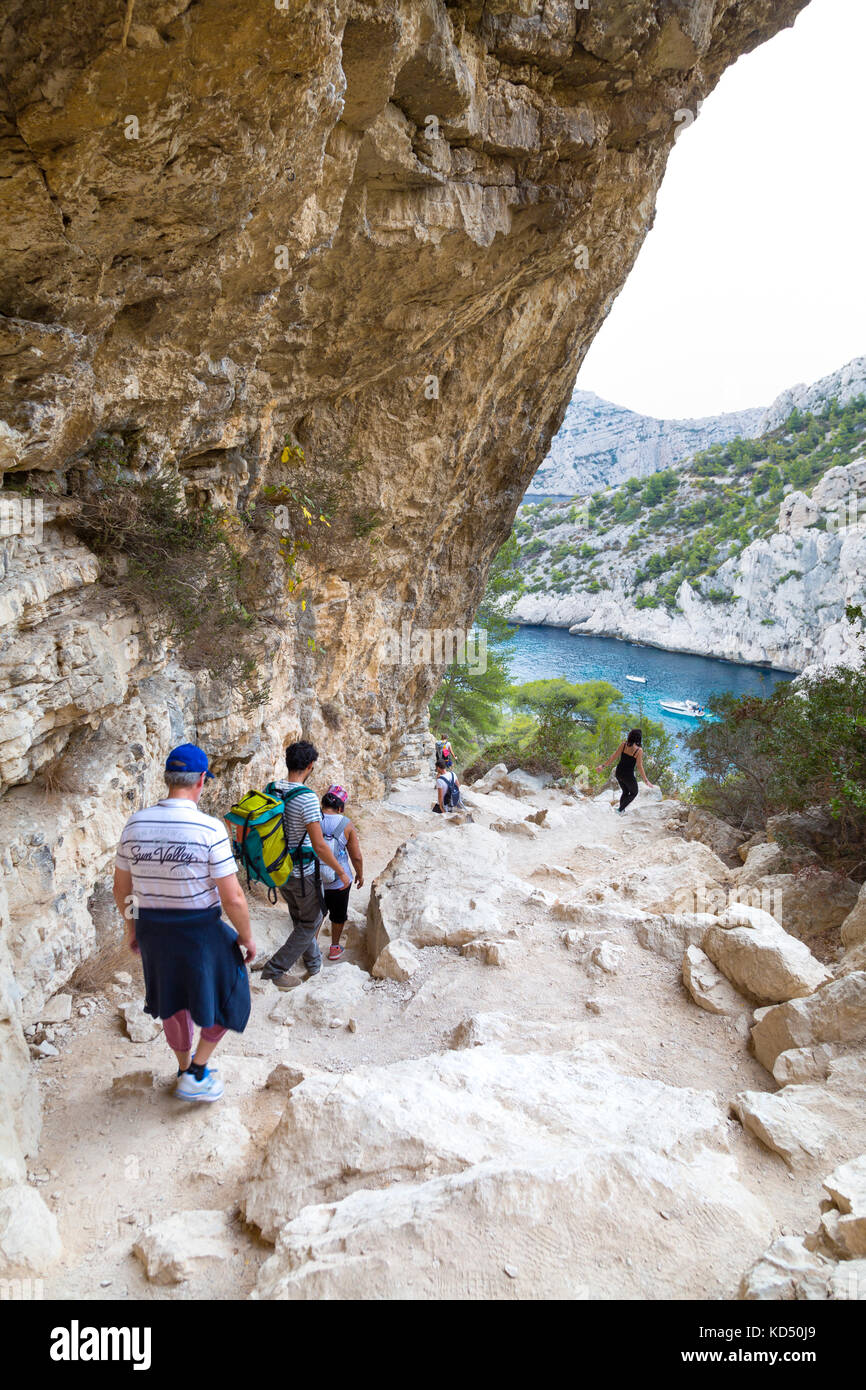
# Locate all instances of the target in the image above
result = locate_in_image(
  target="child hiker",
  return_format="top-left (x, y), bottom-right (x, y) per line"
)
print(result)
top-left (318, 784), bottom-right (364, 961)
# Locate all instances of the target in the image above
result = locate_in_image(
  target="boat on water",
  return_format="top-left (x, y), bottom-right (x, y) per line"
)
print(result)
top-left (625, 674), bottom-right (646, 684)
top-left (659, 699), bottom-right (708, 719)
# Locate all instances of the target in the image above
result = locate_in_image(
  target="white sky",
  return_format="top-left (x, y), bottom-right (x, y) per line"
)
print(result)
top-left (577, 0), bottom-right (866, 419)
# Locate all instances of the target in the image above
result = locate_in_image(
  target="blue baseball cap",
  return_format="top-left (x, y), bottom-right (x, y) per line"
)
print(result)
top-left (165, 743), bottom-right (215, 780)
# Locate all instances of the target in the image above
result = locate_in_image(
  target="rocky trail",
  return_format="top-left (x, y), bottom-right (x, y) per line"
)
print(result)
top-left (21, 771), bottom-right (866, 1300)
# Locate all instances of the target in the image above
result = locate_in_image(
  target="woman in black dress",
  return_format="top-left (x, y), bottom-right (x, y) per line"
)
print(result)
top-left (596, 728), bottom-right (657, 813)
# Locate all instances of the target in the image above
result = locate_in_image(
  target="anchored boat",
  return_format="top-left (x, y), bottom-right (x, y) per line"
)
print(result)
top-left (658, 699), bottom-right (707, 719)
top-left (625, 674), bottom-right (646, 684)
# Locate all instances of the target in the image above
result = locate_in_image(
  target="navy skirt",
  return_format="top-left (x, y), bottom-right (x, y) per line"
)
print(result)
top-left (135, 905), bottom-right (251, 1034)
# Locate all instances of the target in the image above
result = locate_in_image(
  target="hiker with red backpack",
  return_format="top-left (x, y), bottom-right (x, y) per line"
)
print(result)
top-left (432, 739), bottom-right (463, 813)
top-left (318, 785), bottom-right (364, 962)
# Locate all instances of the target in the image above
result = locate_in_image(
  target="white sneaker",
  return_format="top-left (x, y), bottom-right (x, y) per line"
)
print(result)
top-left (174, 1067), bottom-right (224, 1103)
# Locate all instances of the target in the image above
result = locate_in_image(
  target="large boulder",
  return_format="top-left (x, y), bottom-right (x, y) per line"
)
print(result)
top-left (500, 769), bottom-right (552, 798)
top-left (766, 808), bottom-right (839, 856)
top-left (367, 824), bottom-right (513, 958)
top-left (740, 872), bottom-right (859, 955)
top-left (701, 904), bottom-right (830, 1005)
top-left (268, 964), bottom-right (369, 1028)
top-left (822, 1155), bottom-right (866, 1258)
top-left (733, 1057), bottom-right (866, 1171)
top-left (468, 764), bottom-right (508, 794)
top-left (841, 883), bottom-right (866, 950)
top-left (751, 972), bottom-right (866, 1072)
top-left (245, 1041), bottom-right (772, 1298)
top-left (734, 841), bottom-right (789, 886)
top-left (739, 1236), bottom-right (835, 1300)
top-left (636, 913), bottom-right (718, 962)
top-left (576, 839), bottom-right (730, 921)
top-left (684, 809), bottom-right (748, 866)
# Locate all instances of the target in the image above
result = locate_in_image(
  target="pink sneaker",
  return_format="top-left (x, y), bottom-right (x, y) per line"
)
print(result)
top-left (328, 944), bottom-right (345, 962)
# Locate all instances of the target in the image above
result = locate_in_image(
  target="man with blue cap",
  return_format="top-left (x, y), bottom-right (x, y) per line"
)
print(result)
top-left (113, 742), bottom-right (256, 1102)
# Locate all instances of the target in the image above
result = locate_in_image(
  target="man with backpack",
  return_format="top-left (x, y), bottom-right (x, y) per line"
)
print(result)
top-left (258, 741), bottom-right (351, 988)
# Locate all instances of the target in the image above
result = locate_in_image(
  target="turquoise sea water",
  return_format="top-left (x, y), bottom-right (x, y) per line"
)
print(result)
top-left (505, 625), bottom-right (795, 777)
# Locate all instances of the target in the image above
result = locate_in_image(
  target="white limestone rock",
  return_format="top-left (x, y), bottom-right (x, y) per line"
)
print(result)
top-left (743, 872), bottom-right (859, 946)
top-left (822, 1155), bottom-right (866, 1257)
top-left (841, 883), bottom-right (866, 950)
top-left (133, 1209), bottom-right (236, 1285)
top-left (38, 993), bottom-right (72, 1024)
top-left (372, 939), bottom-right (422, 983)
top-left (532, 864), bottom-right (580, 886)
top-left (268, 965), bottom-right (369, 1029)
top-left (739, 1236), bottom-right (833, 1301)
top-left (461, 939), bottom-right (520, 968)
top-left (245, 1042), bottom-right (772, 1298)
top-left (469, 764), bottom-right (508, 793)
top-left (701, 905), bottom-right (830, 1005)
top-left (449, 1013), bottom-right (512, 1049)
top-left (733, 1058), bottom-right (866, 1171)
top-left (265, 1064), bottom-right (308, 1093)
top-left (492, 818), bottom-right (539, 838)
top-left (735, 841), bottom-right (788, 885)
top-left (636, 913), bottom-right (718, 962)
top-left (682, 945), bottom-right (748, 1016)
top-left (367, 825), bottom-right (515, 957)
top-left (751, 972), bottom-right (866, 1073)
top-left (684, 809), bottom-right (747, 865)
top-left (119, 1001), bottom-right (162, 1043)
top-left (0, 1184), bottom-right (62, 1275)
top-left (772, 1045), bottom-right (837, 1087)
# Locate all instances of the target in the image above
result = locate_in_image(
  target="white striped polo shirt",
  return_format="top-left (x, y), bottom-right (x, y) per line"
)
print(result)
top-left (115, 798), bottom-right (237, 911)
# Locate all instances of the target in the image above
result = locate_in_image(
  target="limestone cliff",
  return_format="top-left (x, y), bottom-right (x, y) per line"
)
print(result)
top-left (510, 461), bottom-right (866, 672)
top-left (529, 389), bottom-right (763, 495)
top-left (530, 355), bottom-right (866, 498)
top-left (0, 0), bottom-right (808, 1255)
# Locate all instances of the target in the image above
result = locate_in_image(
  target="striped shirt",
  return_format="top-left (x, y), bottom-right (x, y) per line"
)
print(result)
top-left (115, 798), bottom-right (237, 910)
top-left (270, 781), bottom-right (322, 878)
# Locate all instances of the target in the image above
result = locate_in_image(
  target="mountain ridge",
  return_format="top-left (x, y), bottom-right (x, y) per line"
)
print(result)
top-left (531, 355), bottom-right (866, 497)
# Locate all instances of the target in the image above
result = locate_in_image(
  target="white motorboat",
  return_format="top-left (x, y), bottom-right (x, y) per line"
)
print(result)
top-left (659, 699), bottom-right (707, 719)
top-left (625, 674), bottom-right (646, 684)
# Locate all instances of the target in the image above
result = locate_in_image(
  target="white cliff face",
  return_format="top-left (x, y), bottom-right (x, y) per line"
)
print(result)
top-left (759, 358), bottom-right (866, 433)
top-left (529, 390), bottom-right (764, 496)
top-left (510, 457), bottom-right (866, 672)
top-left (532, 357), bottom-right (866, 497)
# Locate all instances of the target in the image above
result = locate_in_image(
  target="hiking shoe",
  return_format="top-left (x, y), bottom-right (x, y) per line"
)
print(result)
top-left (174, 1068), bottom-right (224, 1103)
top-left (249, 955), bottom-right (271, 973)
top-left (305, 961), bottom-right (322, 979)
top-left (328, 944), bottom-right (345, 962)
top-left (265, 972), bottom-right (301, 990)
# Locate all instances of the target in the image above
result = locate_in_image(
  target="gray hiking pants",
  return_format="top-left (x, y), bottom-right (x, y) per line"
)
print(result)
top-left (262, 875), bottom-right (324, 978)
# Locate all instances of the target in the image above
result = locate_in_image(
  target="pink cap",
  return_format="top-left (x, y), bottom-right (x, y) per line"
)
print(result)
top-left (326, 784), bottom-right (348, 805)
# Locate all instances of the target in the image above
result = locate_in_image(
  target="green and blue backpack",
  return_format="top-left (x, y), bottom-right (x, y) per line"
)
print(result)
top-left (225, 783), bottom-right (317, 903)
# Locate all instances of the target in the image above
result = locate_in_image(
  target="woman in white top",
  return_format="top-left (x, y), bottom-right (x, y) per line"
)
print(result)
top-left (319, 785), bottom-right (364, 961)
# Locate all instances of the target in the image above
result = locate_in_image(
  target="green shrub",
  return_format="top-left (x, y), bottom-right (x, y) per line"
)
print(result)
top-left (71, 443), bottom-right (269, 705)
